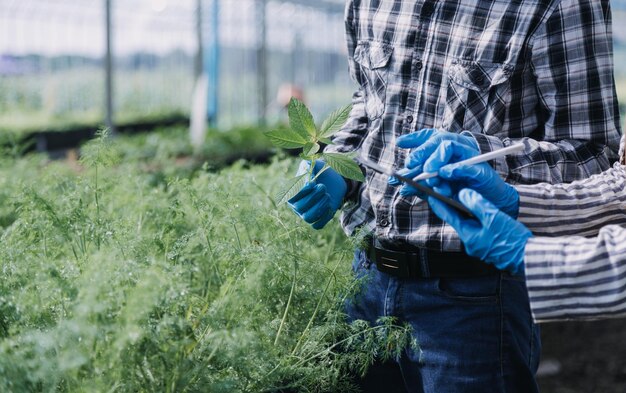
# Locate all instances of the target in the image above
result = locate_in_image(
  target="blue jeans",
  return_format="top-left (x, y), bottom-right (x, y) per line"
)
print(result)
top-left (346, 250), bottom-right (541, 393)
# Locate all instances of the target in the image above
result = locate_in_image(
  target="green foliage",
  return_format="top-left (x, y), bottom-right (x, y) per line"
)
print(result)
top-left (0, 129), bottom-right (415, 392)
top-left (263, 129), bottom-right (308, 149)
top-left (275, 173), bottom-right (308, 206)
top-left (319, 104), bottom-right (352, 139)
top-left (322, 153), bottom-right (366, 184)
top-left (264, 99), bottom-right (365, 205)
top-left (0, 67), bottom-right (193, 135)
top-left (79, 128), bottom-right (121, 168)
top-left (287, 98), bottom-right (318, 139)
top-left (109, 126), bottom-right (274, 172)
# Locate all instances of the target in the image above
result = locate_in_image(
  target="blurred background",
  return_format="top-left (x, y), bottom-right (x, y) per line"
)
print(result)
top-left (4, 0), bottom-right (626, 137)
top-left (0, 0), bottom-right (351, 140)
top-left (2, 1), bottom-right (626, 391)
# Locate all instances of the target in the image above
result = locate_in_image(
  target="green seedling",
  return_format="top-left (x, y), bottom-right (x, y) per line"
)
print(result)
top-left (264, 98), bottom-right (366, 205)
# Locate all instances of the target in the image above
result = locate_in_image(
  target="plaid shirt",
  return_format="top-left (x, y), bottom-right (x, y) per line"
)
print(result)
top-left (325, 0), bottom-right (622, 251)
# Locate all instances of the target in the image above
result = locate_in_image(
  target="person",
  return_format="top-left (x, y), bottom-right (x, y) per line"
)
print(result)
top-left (404, 137), bottom-right (626, 323)
top-left (287, 1), bottom-right (621, 391)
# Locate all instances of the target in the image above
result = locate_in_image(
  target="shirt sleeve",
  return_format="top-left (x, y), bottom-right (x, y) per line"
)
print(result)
top-left (516, 163), bottom-right (626, 237)
top-left (524, 225), bottom-right (626, 322)
top-left (464, 0), bottom-right (622, 185)
top-left (323, 0), bottom-right (369, 200)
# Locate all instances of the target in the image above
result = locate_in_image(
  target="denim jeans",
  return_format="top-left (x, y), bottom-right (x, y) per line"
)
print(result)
top-left (346, 250), bottom-right (541, 393)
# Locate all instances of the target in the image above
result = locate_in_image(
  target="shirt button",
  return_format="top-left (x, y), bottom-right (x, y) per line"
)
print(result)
top-left (415, 60), bottom-right (423, 71)
top-left (406, 115), bottom-right (414, 124)
top-left (379, 218), bottom-right (390, 228)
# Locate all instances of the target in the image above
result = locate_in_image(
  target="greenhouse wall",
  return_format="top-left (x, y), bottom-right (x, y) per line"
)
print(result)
top-left (0, 0), bottom-right (352, 134)
top-left (4, 0), bottom-right (626, 134)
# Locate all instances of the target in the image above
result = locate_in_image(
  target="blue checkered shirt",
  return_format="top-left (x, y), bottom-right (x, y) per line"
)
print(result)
top-left (325, 0), bottom-right (622, 251)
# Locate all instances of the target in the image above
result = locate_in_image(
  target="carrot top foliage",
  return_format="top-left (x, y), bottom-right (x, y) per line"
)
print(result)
top-left (0, 129), bottom-right (414, 392)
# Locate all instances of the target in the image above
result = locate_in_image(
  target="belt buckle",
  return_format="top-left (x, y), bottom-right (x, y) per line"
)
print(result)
top-left (374, 247), bottom-right (411, 278)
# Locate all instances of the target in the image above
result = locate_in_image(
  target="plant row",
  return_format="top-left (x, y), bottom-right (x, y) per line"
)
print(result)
top-left (0, 130), bottom-right (413, 392)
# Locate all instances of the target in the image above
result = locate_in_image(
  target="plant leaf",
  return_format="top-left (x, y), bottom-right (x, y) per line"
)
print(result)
top-left (275, 174), bottom-right (308, 205)
top-left (303, 142), bottom-right (320, 157)
top-left (319, 104), bottom-right (352, 138)
top-left (322, 152), bottom-right (365, 182)
top-left (299, 152), bottom-right (321, 161)
top-left (319, 137), bottom-right (334, 145)
top-left (288, 98), bottom-right (317, 139)
top-left (263, 129), bottom-right (308, 149)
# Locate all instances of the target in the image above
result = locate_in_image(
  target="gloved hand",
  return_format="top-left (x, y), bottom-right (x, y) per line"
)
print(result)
top-left (390, 129), bottom-right (479, 196)
top-left (428, 188), bottom-right (532, 275)
top-left (288, 160), bottom-right (347, 230)
top-left (422, 140), bottom-right (520, 218)
top-left (398, 128), bottom-right (478, 171)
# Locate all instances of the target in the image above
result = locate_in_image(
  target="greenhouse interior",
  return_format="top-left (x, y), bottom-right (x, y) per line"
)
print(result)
top-left (2, 0), bottom-right (626, 392)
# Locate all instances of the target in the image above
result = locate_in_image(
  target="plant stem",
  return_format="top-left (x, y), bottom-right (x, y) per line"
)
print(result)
top-left (265, 323), bottom-right (409, 382)
top-left (232, 222), bottom-right (242, 251)
top-left (311, 163), bottom-right (330, 183)
top-left (293, 325), bottom-right (405, 368)
top-left (251, 178), bottom-right (277, 209)
top-left (94, 148), bottom-right (101, 251)
top-left (291, 252), bottom-right (342, 355)
top-left (272, 214), bottom-right (299, 347)
top-left (41, 230), bottom-right (48, 258)
top-left (274, 257), bottom-right (297, 346)
top-left (309, 158), bottom-right (316, 178)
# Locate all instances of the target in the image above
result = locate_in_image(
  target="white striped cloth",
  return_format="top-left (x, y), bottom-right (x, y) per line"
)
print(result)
top-left (517, 163), bottom-right (626, 322)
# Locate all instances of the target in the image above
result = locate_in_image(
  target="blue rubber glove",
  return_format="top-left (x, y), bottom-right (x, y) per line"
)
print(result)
top-left (391, 138), bottom-right (478, 199)
top-left (428, 188), bottom-right (532, 275)
top-left (397, 128), bottom-right (479, 172)
top-left (287, 160), bottom-right (347, 230)
top-left (390, 129), bottom-right (479, 195)
top-left (422, 140), bottom-right (520, 218)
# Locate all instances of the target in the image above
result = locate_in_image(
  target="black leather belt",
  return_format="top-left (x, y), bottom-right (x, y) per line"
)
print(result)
top-left (367, 240), bottom-right (498, 279)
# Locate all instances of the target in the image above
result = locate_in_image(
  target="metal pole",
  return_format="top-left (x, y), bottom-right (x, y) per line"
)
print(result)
top-left (291, 32), bottom-right (301, 85)
top-left (104, 0), bottom-right (115, 132)
top-left (194, 0), bottom-right (203, 79)
top-left (256, 0), bottom-right (268, 125)
top-left (205, 0), bottom-right (219, 126)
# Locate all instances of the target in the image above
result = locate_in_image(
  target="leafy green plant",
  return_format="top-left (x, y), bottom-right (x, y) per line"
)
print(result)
top-left (264, 98), bottom-right (365, 204)
top-left (0, 128), bottom-right (415, 392)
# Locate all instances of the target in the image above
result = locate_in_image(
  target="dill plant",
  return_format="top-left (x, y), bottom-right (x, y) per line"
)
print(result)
top-left (0, 129), bottom-right (414, 392)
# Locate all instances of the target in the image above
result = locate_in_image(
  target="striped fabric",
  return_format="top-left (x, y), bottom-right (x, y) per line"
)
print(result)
top-left (517, 163), bottom-right (626, 322)
top-left (518, 163), bottom-right (626, 238)
top-left (326, 0), bottom-right (621, 251)
top-left (525, 226), bottom-right (626, 322)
